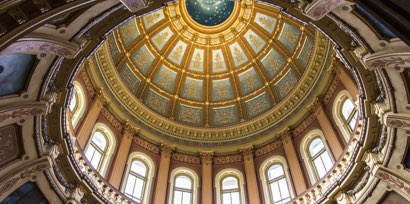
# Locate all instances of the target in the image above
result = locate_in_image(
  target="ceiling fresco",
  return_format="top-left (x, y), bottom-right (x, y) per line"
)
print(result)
top-left (89, 0), bottom-right (334, 145)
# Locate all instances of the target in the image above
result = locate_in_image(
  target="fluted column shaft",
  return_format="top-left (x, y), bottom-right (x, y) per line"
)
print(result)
top-left (153, 143), bottom-right (175, 204)
top-left (76, 91), bottom-right (108, 148)
top-left (108, 123), bottom-right (137, 188)
top-left (280, 129), bottom-right (307, 194)
top-left (240, 146), bottom-right (261, 204)
top-left (200, 151), bottom-right (214, 204)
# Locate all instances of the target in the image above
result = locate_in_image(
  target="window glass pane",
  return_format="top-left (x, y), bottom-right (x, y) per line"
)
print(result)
top-left (174, 191), bottom-right (182, 204)
top-left (342, 99), bottom-right (354, 120)
top-left (182, 192), bottom-right (191, 204)
top-left (124, 174), bottom-right (136, 196)
top-left (222, 193), bottom-right (231, 204)
top-left (85, 145), bottom-right (96, 162)
top-left (314, 157), bottom-right (327, 178)
top-left (133, 177), bottom-right (144, 200)
top-left (69, 91), bottom-right (77, 112)
top-left (131, 160), bottom-right (147, 177)
top-left (321, 151), bottom-right (333, 171)
top-left (268, 164), bottom-right (284, 180)
top-left (309, 138), bottom-right (324, 156)
top-left (231, 192), bottom-right (240, 204)
top-left (90, 151), bottom-right (102, 169)
top-left (278, 178), bottom-right (290, 199)
top-left (349, 111), bottom-right (358, 130)
top-left (222, 177), bottom-right (238, 190)
top-left (175, 175), bottom-right (192, 189)
top-left (92, 131), bottom-right (107, 150)
top-left (270, 182), bottom-right (281, 201)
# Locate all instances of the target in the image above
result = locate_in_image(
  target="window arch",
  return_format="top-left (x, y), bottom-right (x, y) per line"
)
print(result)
top-left (84, 123), bottom-right (116, 176)
top-left (215, 168), bottom-right (246, 204)
top-left (300, 129), bottom-right (335, 184)
top-left (69, 81), bottom-right (87, 128)
top-left (168, 167), bottom-right (199, 204)
top-left (259, 156), bottom-right (294, 204)
top-left (122, 152), bottom-right (155, 204)
top-left (333, 90), bottom-right (359, 142)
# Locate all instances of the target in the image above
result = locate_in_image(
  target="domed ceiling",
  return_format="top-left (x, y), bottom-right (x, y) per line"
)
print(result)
top-left (90, 0), bottom-right (334, 147)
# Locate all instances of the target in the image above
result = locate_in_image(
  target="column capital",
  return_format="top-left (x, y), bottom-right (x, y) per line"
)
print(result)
top-left (328, 57), bottom-right (343, 73)
top-left (95, 89), bottom-right (109, 105)
top-left (122, 121), bottom-right (139, 135)
top-left (307, 97), bottom-right (323, 113)
top-left (240, 145), bottom-right (254, 159)
top-left (160, 143), bottom-right (175, 158)
top-left (279, 127), bottom-right (292, 144)
top-left (200, 151), bottom-right (214, 165)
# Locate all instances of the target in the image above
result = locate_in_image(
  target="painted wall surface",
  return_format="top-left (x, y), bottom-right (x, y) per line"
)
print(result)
top-left (0, 54), bottom-right (35, 97)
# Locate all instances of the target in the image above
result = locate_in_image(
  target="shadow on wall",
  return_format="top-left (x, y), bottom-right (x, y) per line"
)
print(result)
top-left (0, 54), bottom-right (36, 97)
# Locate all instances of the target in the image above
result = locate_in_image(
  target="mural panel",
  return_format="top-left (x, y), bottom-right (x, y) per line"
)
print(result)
top-left (145, 88), bottom-right (170, 116)
top-left (255, 12), bottom-right (277, 34)
top-left (189, 48), bottom-right (204, 72)
top-left (143, 9), bottom-right (165, 30)
top-left (278, 23), bottom-right (301, 52)
top-left (151, 27), bottom-right (173, 51)
top-left (275, 69), bottom-right (299, 99)
top-left (244, 29), bottom-right (266, 53)
top-left (181, 77), bottom-right (203, 101)
top-left (212, 105), bottom-right (238, 125)
top-left (153, 65), bottom-right (177, 93)
top-left (245, 92), bottom-right (272, 118)
top-left (168, 40), bottom-right (188, 65)
top-left (229, 42), bottom-right (248, 67)
top-left (178, 104), bottom-right (203, 125)
top-left (238, 68), bottom-right (263, 95)
top-left (119, 17), bottom-right (140, 47)
top-left (261, 49), bottom-right (286, 79)
top-left (118, 63), bottom-right (140, 94)
top-left (130, 44), bottom-right (155, 75)
top-left (212, 49), bottom-right (227, 73)
top-left (212, 78), bottom-right (234, 101)
top-left (0, 54), bottom-right (35, 97)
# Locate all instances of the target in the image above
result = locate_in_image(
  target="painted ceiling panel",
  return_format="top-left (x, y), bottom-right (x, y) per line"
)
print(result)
top-left (130, 44), bottom-right (155, 75)
top-left (261, 48), bottom-right (287, 79)
top-left (279, 23), bottom-right (301, 52)
top-left (118, 63), bottom-right (140, 94)
top-left (119, 17), bottom-right (140, 47)
top-left (0, 54), bottom-right (35, 97)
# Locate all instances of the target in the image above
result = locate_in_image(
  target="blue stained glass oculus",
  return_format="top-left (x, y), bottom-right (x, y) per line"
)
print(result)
top-left (185, 0), bottom-right (234, 26)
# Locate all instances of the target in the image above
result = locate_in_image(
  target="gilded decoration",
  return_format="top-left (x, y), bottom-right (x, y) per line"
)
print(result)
top-left (279, 23), bottom-right (301, 52)
top-left (178, 104), bottom-right (202, 125)
top-left (130, 44), bottom-right (154, 75)
top-left (92, 0), bottom-right (334, 145)
top-left (118, 17), bottom-right (140, 47)
top-left (245, 92), bottom-right (272, 118)
top-left (118, 63), bottom-right (140, 94)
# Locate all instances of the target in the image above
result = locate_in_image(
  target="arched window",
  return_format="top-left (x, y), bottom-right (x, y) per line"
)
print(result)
top-left (260, 156), bottom-right (294, 204)
top-left (333, 90), bottom-right (359, 142)
top-left (85, 130), bottom-right (107, 171)
top-left (168, 167), bottom-right (199, 204)
top-left (300, 129), bottom-right (335, 184)
top-left (221, 176), bottom-right (241, 204)
top-left (122, 152), bottom-right (155, 204)
top-left (84, 123), bottom-right (116, 176)
top-left (124, 160), bottom-right (147, 202)
top-left (69, 81), bottom-right (87, 128)
top-left (308, 138), bottom-right (333, 179)
top-left (173, 175), bottom-right (193, 204)
top-left (215, 169), bottom-right (246, 204)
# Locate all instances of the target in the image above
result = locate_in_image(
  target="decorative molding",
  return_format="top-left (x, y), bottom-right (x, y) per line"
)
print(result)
top-left (0, 37), bottom-right (80, 58)
top-left (119, 0), bottom-right (149, 12)
top-left (171, 152), bottom-right (200, 164)
top-left (376, 168), bottom-right (410, 196)
top-left (101, 108), bottom-right (123, 133)
top-left (254, 140), bottom-right (282, 157)
top-left (199, 151), bottom-right (214, 165)
top-left (160, 143), bottom-right (175, 158)
top-left (213, 154), bottom-right (243, 165)
top-left (132, 137), bottom-right (160, 155)
top-left (0, 102), bottom-right (49, 126)
top-left (363, 51), bottom-right (410, 71)
top-left (323, 75), bottom-right (341, 105)
top-left (307, 96), bottom-right (322, 113)
top-left (383, 113), bottom-right (410, 129)
top-left (0, 158), bottom-right (49, 198)
top-left (304, 0), bottom-right (345, 20)
top-left (292, 114), bottom-right (316, 137)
